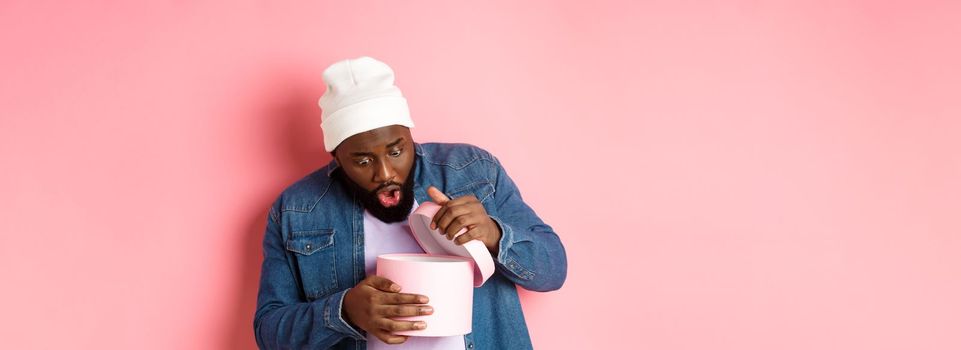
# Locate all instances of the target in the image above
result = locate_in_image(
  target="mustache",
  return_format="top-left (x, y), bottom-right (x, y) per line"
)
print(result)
top-left (371, 181), bottom-right (403, 194)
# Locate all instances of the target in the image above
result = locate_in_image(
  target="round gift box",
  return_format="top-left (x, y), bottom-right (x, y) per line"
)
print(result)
top-left (376, 253), bottom-right (474, 336)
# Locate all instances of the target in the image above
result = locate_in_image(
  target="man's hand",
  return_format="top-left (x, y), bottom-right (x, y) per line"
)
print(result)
top-left (342, 275), bottom-right (433, 344)
top-left (427, 186), bottom-right (503, 256)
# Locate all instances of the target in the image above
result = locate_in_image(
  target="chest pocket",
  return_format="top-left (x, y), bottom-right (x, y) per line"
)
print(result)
top-left (286, 229), bottom-right (339, 299)
top-left (447, 180), bottom-right (496, 212)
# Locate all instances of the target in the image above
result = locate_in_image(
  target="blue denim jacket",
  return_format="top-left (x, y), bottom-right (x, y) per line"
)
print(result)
top-left (254, 142), bottom-right (568, 350)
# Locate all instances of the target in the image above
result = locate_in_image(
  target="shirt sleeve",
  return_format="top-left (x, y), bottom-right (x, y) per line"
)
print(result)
top-left (254, 204), bottom-right (365, 349)
top-left (487, 155), bottom-right (568, 292)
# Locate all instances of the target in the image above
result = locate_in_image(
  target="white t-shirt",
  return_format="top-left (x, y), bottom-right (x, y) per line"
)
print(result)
top-left (363, 200), bottom-right (466, 350)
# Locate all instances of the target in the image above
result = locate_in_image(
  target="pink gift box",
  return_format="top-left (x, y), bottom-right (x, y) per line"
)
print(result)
top-left (375, 201), bottom-right (496, 337)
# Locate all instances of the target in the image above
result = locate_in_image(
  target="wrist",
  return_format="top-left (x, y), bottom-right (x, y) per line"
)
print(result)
top-left (341, 288), bottom-right (357, 328)
top-left (486, 217), bottom-right (503, 255)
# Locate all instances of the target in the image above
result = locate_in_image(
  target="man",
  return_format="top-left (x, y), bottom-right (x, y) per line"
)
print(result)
top-left (254, 56), bottom-right (567, 349)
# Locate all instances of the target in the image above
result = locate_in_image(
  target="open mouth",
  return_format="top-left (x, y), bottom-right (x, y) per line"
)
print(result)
top-left (376, 186), bottom-right (402, 207)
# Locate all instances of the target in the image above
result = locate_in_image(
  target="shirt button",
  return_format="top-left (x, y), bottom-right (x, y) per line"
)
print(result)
top-left (305, 244), bottom-right (312, 250)
top-left (468, 344), bottom-right (474, 349)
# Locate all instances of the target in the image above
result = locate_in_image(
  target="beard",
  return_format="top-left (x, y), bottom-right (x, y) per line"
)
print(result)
top-left (333, 160), bottom-right (417, 223)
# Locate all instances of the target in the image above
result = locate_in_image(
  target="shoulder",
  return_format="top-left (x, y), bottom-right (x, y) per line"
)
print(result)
top-left (417, 142), bottom-right (503, 203)
top-left (416, 142), bottom-right (499, 169)
top-left (270, 163), bottom-right (338, 215)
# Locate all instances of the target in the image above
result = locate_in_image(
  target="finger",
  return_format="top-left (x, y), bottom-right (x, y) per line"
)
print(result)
top-left (365, 275), bottom-right (401, 292)
top-left (439, 206), bottom-right (477, 240)
top-left (430, 193), bottom-right (477, 230)
top-left (454, 228), bottom-right (479, 245)
top-left (434, 195), bottom-right (487, 228)
top-left (435, 203), bottom-right (469, 236)
top-left (427, 186), bottom-right (450, 204)
top-left (444, 203), bottom-right (484, 239)
top-left (383, 292), bottom-right (429, 305)
top-left (431, 201), bottom-right (450, 230)
top-left (431, 197), bottom-right (472, 230)
top-left (432, 202), bottom-right (453, 232)
top-left (374, 330), bottom-right (410, 345)
top-left (375, 318), bottom-right (428, 333)
top-left (379, 304), bottom-right (434, 318)
top-left (445, 214), bottom-right (476, 241)
top-left (446, 194), bottom-right (478, 206)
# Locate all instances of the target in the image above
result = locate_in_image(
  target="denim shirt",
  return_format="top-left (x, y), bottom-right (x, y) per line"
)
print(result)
top-left (254, 142), bottom-right (568, 350)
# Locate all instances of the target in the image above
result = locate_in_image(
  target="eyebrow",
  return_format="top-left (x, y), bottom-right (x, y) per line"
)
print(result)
top-left (349, 137), bottom-right (405, 157)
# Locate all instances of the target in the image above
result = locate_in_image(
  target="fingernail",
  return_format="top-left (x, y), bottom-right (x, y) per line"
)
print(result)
top-left (418, 296), bottom-right (428, 303)
top-left (415, 322), bottom-right (427, 329)
top-left (390, 284), bottom-right (401, 292)
top-left (420, 306), bottom-right (433, 314)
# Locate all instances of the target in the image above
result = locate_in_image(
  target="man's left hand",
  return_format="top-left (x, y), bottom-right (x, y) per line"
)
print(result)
top-left (427, 186), bottom-right (502, 256)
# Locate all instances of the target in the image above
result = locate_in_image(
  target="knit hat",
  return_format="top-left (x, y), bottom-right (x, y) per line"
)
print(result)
top-left (318, 56), bottom-right (415, 152)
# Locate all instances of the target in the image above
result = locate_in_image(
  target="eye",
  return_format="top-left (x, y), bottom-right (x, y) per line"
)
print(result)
top-left (356, 158), bottom-right (370, 166)
top-left (389, 149), bottom-right (402, 157)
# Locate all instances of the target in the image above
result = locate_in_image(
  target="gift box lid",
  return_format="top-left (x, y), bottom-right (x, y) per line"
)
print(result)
top-left (408, 201), bottom-right (495, 287)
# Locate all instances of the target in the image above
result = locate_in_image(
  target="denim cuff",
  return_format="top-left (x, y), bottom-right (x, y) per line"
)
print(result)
top-left (489, 215), bottom-right (535, 281)
top-left (323, 289), bottom-right (365, 340)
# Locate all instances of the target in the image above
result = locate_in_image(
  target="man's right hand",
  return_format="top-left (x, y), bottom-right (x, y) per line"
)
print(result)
top-left (342, 275), bottom-right (433, 344)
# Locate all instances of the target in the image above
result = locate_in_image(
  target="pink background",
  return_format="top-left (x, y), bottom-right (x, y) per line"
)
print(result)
top-left (2, 1), bottom-right (960, 349)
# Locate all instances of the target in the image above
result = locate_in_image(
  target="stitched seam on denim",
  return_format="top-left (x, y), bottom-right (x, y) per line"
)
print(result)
top-left (505, 257), bottom-right (535, 281)
top-left (285, 230), bottom-right (338, 296)
top-left (286, 230), bottom-right (335, 254)
top-left (281, 176), bottom-right (333, 213)
top-left (415, 143), bottom-right (496, 171)
top-left (448, 180), bottom-right (495, 203)
top-left (493, 221), bottom-right (533, 282)
top-left (414, 142), bottom-right (424, 156)
top-left (493, 216), bottom-right (536, 245)
top-left (268, 206), bottom-right (279, 224)
top-left (323, 296), bottom-right (332, 329)
top-left (491, 216), bottom-right (513, 263)
top-left (330, 246), bottom-right (340, 297)
top-left (326, 161), bottom-right (338, 176)
top-left (353, 201), bottom-right (364, 286)
top-left (424, 156), bottom-right (496, 171)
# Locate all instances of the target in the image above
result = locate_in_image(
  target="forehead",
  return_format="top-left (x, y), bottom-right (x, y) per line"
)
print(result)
top-left (337, 125), bottom-right (410, 153)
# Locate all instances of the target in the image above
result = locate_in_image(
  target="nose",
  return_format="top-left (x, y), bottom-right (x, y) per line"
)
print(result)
top-left (372, 158), bottom-right (397, 184)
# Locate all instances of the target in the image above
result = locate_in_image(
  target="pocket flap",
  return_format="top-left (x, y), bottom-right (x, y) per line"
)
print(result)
top-left (447, 180), bottom-right (495, 203)
top-left (286, 229), bottom-right (335, 255)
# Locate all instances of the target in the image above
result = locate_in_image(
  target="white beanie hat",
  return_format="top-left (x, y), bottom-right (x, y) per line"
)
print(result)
top-left (318, 56), bottom-right (415, 152)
